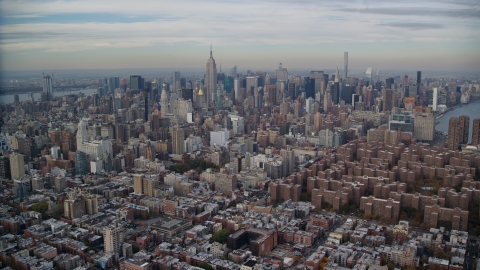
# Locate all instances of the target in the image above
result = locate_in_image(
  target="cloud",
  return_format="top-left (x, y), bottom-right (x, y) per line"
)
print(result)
top-left (377, 22), bottom-right (445, 30)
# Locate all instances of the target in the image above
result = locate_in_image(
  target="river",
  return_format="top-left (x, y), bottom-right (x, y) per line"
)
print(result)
top-left (0, 88), bottom-right (98, 104)
top-left (435, 99), bottom-right (480, 143)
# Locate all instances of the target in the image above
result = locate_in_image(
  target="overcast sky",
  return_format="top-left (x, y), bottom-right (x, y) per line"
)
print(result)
top-left (0, 0), bottom-right (479, 72)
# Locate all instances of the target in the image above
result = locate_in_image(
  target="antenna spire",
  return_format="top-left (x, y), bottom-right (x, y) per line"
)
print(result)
top-left (210, 43), bottom-right (213, 58)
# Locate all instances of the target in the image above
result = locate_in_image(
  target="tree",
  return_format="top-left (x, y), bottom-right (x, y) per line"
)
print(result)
top-left (197, 263), bottom-right (213, 270)
top-left (213, 229), bottom-right (231, 243)
top-left (387, 261), bottom-right (395, 270)
top-left (31, 201), bottom-right (49, 218)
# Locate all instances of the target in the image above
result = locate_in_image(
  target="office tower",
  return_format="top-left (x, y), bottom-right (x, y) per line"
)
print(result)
top-left (74, 152), bottom-right (88, 175)
top-left (234, 78), bottom-right (240, 100)
top-left (382, 89), bottom-right (394, 113)
top-left (230, 115), bottom-right (245, 135)
top-left (144, 90), bottom-right (149, 121)
top-left (448, 117), bottom-right (460, 150)
top-left (404, 75), bottom-right (408, 86)
top-left (275, 63), bottom-right (288, 82)
top-left (10, 152), bottom-right (25, 180)
top-left (330, 83), bottom-right (339, 105)
top-left (229, 65), bottom-right (237, 78)
top-left (310, 71), bottom-right (324, 100)
top-left (108, 77), bottom-right (120, 94)
top-left (472, 118), bottom-right (480, 145)
top-left (103, 222), bottom-right (124, 254)
top-left (344, 52), bottom-right (348, 79)
top-left (28, 92), bottom-right (34, 102)
top-left (171, 126), bottom-right (185, 155)
top-left (314, 112), bottom-right (323, 132)
top-left (416, 71), bottom-right (421, 86)
top-left (335, 66), bottom-right (340, 82)
top-left (0, 156), bottom-right (11, 180)
top-left (305, 97), bottom-right (314, 114)
top-left (216, 85), bottom-right (223, 110)
top-left (43, 75), bottom-right (53, 101)
top-left (459, 115), bottom-right (470, 144)
top-left (206, 46), bottom-right (217, 102)
top-left (172, 71), bottom-right (181, 92)
top-left (129, 75), bottom-right (144, 90)
top-left (386, 78), bottom-right (394, 89)
top-left (246, 76), bottom-right (259, 96)
top-left (414, 113), bottom-right (435, 141)
top-left (365, 68), bottom-right (373, 83)
top-left (432, 88), bottom-right (438, 111)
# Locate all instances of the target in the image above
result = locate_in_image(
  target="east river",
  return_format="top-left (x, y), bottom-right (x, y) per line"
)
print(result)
top-left (435, 99), bottom-right (480, 143)
top-left (0, 88), bottom-right (98, 104)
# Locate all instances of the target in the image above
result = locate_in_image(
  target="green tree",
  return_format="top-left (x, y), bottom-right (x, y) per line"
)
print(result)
top-left (213, 229), bottom-right (231, 243)
top-left (31, 201), bottom-right (49, 217)
top-left (197, 263), bottom-right (213, 270)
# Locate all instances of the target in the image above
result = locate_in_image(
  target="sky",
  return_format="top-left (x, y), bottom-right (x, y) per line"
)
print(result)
top-left (0, 0), bottom-right (479, 72)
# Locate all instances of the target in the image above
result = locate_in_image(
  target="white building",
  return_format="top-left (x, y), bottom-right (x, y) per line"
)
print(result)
top-left (210, 129), bottom-right (229, 147)
top-left (305, 97), bottom-right (314, 114)
top-left (76, 118), bottom-right (113, 161)
top-left (184, 135), bottom-right (203, 153)
top-left (229, 115), bottom-right (245, 135)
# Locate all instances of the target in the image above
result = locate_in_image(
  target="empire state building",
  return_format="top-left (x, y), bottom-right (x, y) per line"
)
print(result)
top-left (205, 46), bottom-right (217, 103)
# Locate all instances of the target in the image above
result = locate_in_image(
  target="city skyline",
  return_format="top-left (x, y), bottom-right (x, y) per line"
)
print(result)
top-left (1, 0), bottom-right (479, 72)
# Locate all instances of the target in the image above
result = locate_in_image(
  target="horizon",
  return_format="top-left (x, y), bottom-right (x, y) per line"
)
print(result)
top-left (1, 0), bottom-right (480, 72)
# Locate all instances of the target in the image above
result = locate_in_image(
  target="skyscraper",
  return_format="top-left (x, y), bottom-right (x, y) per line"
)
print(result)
top-left (43, 75), bottom-right (53, 101)
top-left (344, 52), bottom-right (348, 79)
top-left (472, 118), bottom-right (480, 145)
top-left (172, 71), bottom-right (181, 93)
top-left (74, 151), bottom-right (88, 175)
top-left (216, 84), bottom-right (223, 110)
top-left (448, 117), bottom-right (460, 150)
top-left (129, 75), bottom-right (144, 90)
top-left (206, 46), bottom-right (217, 103)
top-left (458, 115), bottom-right (470, 144)
top-left (10, 152), bottom-right (25, 180)
top-left (275, 63), bottom-right (288, 82)
top-left (416, 71), bottom-right (422, 86)
top-left (382, 89), bottom-right (395, 113)
top-left (432, 88), bottom-right (438, 111)
top-left (171, 126), bottom-right (185, 155)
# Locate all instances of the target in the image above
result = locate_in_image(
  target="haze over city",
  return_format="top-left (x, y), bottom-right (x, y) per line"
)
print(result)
top-left (1, 0), bottom-right (480, 72)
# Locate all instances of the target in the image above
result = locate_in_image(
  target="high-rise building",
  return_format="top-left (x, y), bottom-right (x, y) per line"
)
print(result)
top-left (206, 46), bottom-right (217, 102)
top-left (280, 146), bottom-right (295, 177)
top-left (129, 75), bottom-right (144, 90)
top-left (74, 151), bottom-right (88, 175)
top-left (275, 63), bottom-right (288, 82)
top-left (0, 156), bottom-right (11, 180)
top-left (172, 71), bottom-right (181, 93)
top-left (229, 65), bottom-right (237, 78)
top-left (432, 87), bottom-right (438, 111)
top-left (458, 115), bottom-right (470, 144)
top-left (386, 78), bottom-right (394, 89)
top-left (230, 115), bottom-right (245, 135)
top-left (448, 117), bottom-right (460, 150)
top-left (382, 89), bottom-right (395, 113)
top-left (10, 152), bottom-right (25, 180)
top-left (216, 84), bottom-right (223, 110)
top-left (344, 52), bottom-right (348, 79)
top-left (472, 118), bottom-right (480, 145)
top-left (365, 68), bottom-right (373, 83)
top-left (416, 71), bottom-right (422, 86)
top-left (171, 126), bottom-right (185, 155)
top-left (103, 222), bottom-right (124, 254)
top-left (414, 113), bottom-right (435, 141)
top-left (43, 75), bottom-right (53, 101)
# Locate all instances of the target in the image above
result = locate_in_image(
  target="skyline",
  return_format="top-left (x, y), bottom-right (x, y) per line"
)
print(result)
top-left (1, 0), bottom-right (480, 71)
